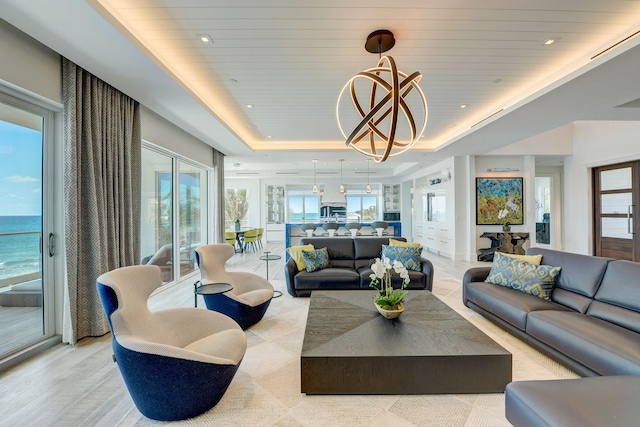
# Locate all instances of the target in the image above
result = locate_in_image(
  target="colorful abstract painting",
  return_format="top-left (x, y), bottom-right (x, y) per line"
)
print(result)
top-left (476, 177), bottom-right (524, 225)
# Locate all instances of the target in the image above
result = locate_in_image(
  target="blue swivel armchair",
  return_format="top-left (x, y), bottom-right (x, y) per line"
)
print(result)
top-left (96, 265), bottom-right (246, 421)
top-left (195, 244), bottom-right (274, 330)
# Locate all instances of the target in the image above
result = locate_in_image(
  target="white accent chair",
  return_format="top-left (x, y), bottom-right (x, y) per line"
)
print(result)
top-left (195, 244), bottom-right (274, 329)
top-left (96, 265), bottom-right (246, 421)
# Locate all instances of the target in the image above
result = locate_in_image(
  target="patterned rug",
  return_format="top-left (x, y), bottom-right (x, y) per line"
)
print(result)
top-left (131, 279), bottom-right (577, 426)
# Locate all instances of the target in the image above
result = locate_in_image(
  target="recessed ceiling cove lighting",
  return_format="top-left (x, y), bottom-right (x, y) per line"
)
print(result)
top-left (197, 34), bottom-right (212, 43)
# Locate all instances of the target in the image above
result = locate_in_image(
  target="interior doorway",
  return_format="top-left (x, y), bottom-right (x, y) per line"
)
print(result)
top-left (593, 161), bottom-right (640, 261)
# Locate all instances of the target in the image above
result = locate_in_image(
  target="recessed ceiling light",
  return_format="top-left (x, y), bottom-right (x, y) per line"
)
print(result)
top-left (493, 78), bottom-right (503, 84)
top-left (266, 135), bottom-right (272, 139)
top-left (460, 104), bottom-right (467, 109)
top-left (197, 34), bottom-right (212, 43)
top-left (542, 37), bottom-right (559, 46)
top-left (246, 124), bottom-right (257, 130)
top-left (246, 104), bottom-right (254, 108)
top-left (230, 78), bottom-right (238, 84)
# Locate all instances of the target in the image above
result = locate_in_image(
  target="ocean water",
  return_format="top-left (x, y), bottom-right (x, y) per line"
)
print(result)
top-left (0, 216), bottom-right (41, 281)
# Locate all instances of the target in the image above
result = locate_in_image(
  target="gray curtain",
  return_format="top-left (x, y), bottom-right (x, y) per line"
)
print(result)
top-left (212, 149), bottom-right (225, 243)
top-left (62, 58), bottom-right (141, 343)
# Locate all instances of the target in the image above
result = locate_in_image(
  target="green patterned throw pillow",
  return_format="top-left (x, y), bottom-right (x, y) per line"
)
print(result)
top-left (485, 252), bottom-right (561, 300)
top-left (301, 247), bottom-right (330, 272)
top-left (381, 245), bottom-right (423, 271)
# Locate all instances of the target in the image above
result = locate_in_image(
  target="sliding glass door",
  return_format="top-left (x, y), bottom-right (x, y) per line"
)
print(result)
top-left (140, 145), bottom-right (209, 283)
top-left (0, 97), bottom-right (52, 359)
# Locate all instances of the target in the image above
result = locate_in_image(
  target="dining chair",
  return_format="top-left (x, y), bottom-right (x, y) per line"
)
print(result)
top-left (256, 228), bottom-right (264, 248)
top-left (96, 265), bottom-right (246, 421)
top-left (195, 244), bottom-right (275, 329)
top-left (241, 228), bottom-right (260, 252)
top-left (225, 231), bottom-right (237, 249)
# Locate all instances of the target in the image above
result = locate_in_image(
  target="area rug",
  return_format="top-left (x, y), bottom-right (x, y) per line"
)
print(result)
top-left (130, 279), bottom-right (577, 426)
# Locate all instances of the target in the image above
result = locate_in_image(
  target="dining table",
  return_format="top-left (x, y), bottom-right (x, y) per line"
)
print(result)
top-left (227, 227), bottom-right (256, 253)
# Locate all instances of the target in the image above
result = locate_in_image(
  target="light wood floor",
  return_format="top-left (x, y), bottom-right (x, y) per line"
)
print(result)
top-left (0, 240), bottom-right (487, 426)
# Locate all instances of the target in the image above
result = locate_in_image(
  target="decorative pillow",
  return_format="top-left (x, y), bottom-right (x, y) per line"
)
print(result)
top-left (381, 245), bottom-right (423, 271)
top-left (301, 247), bottom-right (330, 272)
top-left (389, 238), bottom-right (421, 248)
top-left (497, 252), bottom-right (543, 265)
top-left (485, 252), bottom-right (561, 300)
top-left (287, 244), bottom-right (314, 271)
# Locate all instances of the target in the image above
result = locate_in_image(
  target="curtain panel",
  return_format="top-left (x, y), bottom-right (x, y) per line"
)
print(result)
top-left (62, 58), bottom-right (141, 344)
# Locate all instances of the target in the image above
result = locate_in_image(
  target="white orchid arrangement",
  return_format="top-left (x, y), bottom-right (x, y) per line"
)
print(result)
top-left (369, 255), bottom-right (410, 310)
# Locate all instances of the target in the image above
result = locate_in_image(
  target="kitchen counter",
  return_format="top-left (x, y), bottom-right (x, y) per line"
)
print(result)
top-left (285, 222), bottom-right (402, 248)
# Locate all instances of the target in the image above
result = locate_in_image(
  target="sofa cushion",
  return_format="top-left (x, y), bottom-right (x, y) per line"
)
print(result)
top-left (499, 252), bottom-right (542, 265)
top-left (506, 376), bottom-right (640, 427)
top-left (389, 238), bottom-right (421, 248)
top-left (357, 267), bottom-right (426, 290)
top-left (287, 244), bottom-right (314, 271)
top-left (301, 237), bottom-right (355, 269)
top-left (464, 281), bottom-right (566, 331)
top-left (526, 248), bottom-right (612, 303)
top-left (588, 260), bottom-right (640, 333)
top-left (301, 248), bottom-right (330, 272)
top-left (293, 268), bottom-right (360, 291)
top-left (381, 245), bottom-right (423, 271)
top-left (485, 252), bottom-right (560, 301)
top-left (526, 310), bottom-right (640, 376)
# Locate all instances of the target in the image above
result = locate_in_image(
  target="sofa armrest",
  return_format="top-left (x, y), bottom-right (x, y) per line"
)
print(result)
top-left (285, 258), bottom-right (300, 297)
top-left (462, 266), bottom-right (492, 306)
top-left (420, 257), bottom-right (434, 291)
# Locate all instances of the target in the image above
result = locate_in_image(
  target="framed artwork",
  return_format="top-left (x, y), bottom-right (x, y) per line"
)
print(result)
top-left (476, 177), bottom-right (524, 225)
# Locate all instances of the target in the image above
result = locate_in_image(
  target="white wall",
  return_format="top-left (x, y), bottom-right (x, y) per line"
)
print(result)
top-left (0, 18), bottom-right (61, 104)
top-left (141, 106), bottom-right (214, 168)
top-left (564, 121), bottom-right (640, 254)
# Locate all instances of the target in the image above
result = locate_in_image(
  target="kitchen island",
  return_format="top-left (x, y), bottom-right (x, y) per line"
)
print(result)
top-left (285, 221), bottom-right (402, 248)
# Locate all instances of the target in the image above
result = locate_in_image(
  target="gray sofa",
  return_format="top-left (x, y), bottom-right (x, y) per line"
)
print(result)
top-left (285, 236), bottom-right (434, 297)
top-left (462, 247), bottom-right (640, 426)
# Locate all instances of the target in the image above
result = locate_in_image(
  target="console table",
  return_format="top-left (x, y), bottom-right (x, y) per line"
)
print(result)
top-left (478, 232), bottom-right (530, 262)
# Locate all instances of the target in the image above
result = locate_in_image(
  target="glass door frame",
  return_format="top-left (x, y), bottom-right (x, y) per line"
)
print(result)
top-left (0, 87), bottom-right (59, 369)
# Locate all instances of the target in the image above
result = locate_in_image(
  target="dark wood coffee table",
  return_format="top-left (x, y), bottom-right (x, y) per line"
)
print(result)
top-left (301, 290), bottom-right (511, 395)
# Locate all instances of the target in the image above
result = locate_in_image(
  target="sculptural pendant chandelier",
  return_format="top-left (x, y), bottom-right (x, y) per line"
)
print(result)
top-left (337, 30), bottom-right (428, 163)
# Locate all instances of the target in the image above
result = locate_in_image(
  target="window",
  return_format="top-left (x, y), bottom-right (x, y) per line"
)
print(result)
top-left (287, 189), bottom-right (319, 222)
top-left (179, 160), bottom-right (207, 277)
top-left (140, 145), bottom-right (210, 283)
top-left (225, 188), bottom-right (249, 228)
top-left (347, 191), bottom-right (378, 222)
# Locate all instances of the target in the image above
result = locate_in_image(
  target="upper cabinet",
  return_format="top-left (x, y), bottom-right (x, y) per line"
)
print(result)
top-left (266, 185), bottom-right (285, 224)
top-left (383, 184), bottom-right (401, 212)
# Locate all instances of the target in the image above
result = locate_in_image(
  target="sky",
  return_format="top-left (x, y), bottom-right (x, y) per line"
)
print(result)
top-left (0, 120), bottom-right (42, 216)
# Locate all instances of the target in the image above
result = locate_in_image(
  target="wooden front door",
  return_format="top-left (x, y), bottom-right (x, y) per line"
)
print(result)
top-left (593, 161), bottom-right (640, 261)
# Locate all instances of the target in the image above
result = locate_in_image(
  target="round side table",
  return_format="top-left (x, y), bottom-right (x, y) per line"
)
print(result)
top-left (260, 251), bottom-right (283, 298)
top-left (193, 282), bottom-right (233, 307)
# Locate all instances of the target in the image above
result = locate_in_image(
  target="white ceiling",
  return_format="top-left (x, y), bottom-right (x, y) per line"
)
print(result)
top-left (3, 0), bottom-right (640, 178)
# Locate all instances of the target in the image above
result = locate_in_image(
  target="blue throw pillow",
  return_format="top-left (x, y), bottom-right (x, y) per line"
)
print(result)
top-left (301, 247), bottom-right (330, 272)
top-left (381, 245), bottom-right (423, 271)
top-left (485, 252), bottom-right (561, 301)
